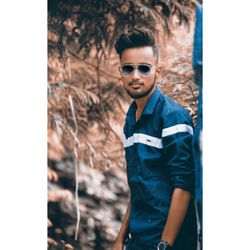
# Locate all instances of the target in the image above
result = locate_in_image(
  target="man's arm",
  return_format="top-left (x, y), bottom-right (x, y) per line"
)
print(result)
top-left (112, 200), bottom-right (131, 250)
top-left (160, 188), bottom-right (191, 246)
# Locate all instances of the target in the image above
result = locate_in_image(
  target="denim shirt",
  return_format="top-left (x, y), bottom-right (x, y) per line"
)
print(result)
top-left (123, 87), bottom-right (196, 247)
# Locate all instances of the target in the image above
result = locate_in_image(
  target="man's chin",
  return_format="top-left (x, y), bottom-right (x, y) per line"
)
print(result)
top-left (126, 90), bottom-right (149, 99)
top-left (126, 84), bottom-right (156, 99)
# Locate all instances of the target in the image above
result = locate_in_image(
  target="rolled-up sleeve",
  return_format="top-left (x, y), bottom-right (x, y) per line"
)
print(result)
top-left (161, 110), bottom-right (195, 193)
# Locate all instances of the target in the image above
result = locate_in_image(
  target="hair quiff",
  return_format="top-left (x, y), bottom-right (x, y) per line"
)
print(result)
top-left (115, 27), bottom-right (159, 62)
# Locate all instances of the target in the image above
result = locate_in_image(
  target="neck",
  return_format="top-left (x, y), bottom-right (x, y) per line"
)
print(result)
top-left (135, 85), bottom-right (156, 113)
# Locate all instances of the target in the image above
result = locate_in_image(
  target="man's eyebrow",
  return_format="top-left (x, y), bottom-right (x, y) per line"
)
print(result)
top-left (122, 62), bottom-right (153, 65)
top-left (140, 62), bottom-right (152, 65)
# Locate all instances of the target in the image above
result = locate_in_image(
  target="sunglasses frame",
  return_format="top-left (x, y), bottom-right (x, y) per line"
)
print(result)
top-left (119, 63), bottom-right (157, 77)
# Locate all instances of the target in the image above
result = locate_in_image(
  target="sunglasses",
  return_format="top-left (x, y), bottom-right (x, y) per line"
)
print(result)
top-left (119, 63), bottom-right (156, 77)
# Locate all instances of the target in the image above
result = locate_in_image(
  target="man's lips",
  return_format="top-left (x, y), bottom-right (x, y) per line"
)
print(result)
top-left (129, 82), bottom-right (144, 88)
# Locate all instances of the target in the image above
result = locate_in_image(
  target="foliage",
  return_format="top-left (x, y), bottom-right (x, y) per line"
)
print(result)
top-left (48, 0), bottom-right (200, 59)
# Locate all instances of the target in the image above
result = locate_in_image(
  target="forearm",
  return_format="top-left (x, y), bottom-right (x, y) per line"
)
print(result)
top-left (161, 188), bottom-right (191, 246)
top-left (115, 200), bottom-right (130, 243)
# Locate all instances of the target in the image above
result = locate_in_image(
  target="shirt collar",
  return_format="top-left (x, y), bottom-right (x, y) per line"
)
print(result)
top-left (142, 87), bottom-right (161, 115)
top-left (126, 87), bottom-right (161, 120)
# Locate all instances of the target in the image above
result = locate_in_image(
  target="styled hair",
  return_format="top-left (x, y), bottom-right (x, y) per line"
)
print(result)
top-left (115, 27), bottom-right (159, 62)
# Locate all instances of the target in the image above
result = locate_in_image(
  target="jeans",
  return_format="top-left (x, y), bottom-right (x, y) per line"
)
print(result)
top-left (125, 238), bottom-right (157, 250)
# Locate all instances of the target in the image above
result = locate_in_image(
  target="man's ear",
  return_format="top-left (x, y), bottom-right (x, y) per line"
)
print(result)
top-left (155, 64), bottom-right (162, 79)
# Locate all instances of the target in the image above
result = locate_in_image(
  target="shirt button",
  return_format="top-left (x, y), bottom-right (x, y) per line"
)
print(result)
top-left (147, 219), bottom-right (152, 223)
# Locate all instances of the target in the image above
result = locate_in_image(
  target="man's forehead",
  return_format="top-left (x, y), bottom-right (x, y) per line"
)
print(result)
top-left (120, 46), bottom-right (156, 64)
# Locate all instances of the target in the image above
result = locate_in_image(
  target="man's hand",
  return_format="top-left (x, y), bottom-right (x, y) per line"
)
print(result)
top-left (112, 201), bottom-right (130, 250)
top-left (112, 239), bottom-right (124, 250)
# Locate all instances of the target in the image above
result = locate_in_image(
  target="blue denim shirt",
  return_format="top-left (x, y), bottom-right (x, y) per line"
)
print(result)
top-left (123, 87), bottom-right (197, 248)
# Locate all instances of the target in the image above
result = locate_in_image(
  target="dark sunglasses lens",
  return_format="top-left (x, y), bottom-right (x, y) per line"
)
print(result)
top-left (138, 65), bottom-right (151, 74)
top-left (122, 65), bottom-right (134, 74)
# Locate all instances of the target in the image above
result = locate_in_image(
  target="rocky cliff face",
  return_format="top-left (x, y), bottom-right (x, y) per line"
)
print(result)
top-left (48, 158), bottom-right (129, 250)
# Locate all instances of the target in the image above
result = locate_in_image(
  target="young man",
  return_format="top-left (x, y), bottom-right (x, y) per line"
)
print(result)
top-left (113, 28), bottom-right (197, 250)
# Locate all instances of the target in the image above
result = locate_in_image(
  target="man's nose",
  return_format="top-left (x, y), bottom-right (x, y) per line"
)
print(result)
top-left (131, 68), bottom-right (140, 80)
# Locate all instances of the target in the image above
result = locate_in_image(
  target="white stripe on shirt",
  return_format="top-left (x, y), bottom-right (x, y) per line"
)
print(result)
top-left (124, 133), bottom-right (163, 149)
top-left (124, 124), bottom-right (193, 148)
top-left (161, 124), bottom-right (193, 137)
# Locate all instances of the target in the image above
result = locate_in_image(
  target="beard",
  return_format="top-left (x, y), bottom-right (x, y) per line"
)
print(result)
top-left (125, 76), bottom-right (156, 99)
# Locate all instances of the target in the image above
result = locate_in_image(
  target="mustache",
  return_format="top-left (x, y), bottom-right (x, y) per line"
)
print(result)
top-left (129, 81), bottom-right (144, 86)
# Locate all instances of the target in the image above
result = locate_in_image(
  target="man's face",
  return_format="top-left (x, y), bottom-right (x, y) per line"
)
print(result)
top-left (119, 46), bottom-right (161, 99)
